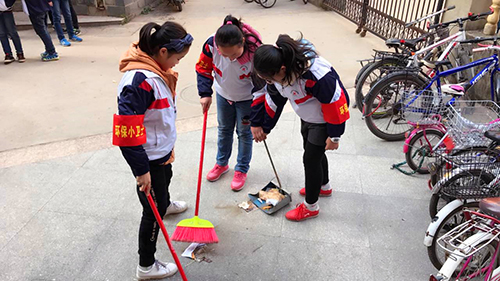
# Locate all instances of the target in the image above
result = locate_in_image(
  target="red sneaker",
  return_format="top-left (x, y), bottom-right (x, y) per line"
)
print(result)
top-left (285, 203), bottom-right (319, 222)
top-left (299, 188), bottom-right (332, 197)
top-left (231, 171), bottom-right (247, 191)
top-left (206, 164), bottom-right (229, 182)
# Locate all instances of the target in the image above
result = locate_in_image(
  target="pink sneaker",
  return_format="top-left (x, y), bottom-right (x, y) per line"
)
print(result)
top-left (206, 164), bottom-right (229, 182)
top-left (231, 171), bottom-right (247, 191)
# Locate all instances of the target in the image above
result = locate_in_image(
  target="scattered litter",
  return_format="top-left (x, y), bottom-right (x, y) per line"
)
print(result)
top-left (238, 200), bottom-right (256, 212)
top-left (181, 243), bottom-right (211, 263)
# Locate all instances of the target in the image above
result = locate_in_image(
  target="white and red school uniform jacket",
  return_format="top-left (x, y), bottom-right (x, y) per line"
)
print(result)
top-left (113, 70), bottom-right (177, 176)
top-left (195, 25), bottom-right (262, 101)
top-left (250, 56), bottom-right (350, 138)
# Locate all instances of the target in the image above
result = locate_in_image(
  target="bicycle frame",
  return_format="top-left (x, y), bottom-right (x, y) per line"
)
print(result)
top-left (405, 54), bottom-right (500, 113)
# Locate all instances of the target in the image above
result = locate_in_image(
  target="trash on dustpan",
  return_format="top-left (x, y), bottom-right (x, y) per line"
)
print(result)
top-left (181, 243), bottom-right (212, 263)
top-left (258, 188), bottom-right (285, 207)
top-left (238, 200), bottom-right (256, 212)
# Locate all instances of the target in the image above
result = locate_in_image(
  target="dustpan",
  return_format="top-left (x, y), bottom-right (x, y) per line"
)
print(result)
top-left (248, 139), bottom-right (291, 215)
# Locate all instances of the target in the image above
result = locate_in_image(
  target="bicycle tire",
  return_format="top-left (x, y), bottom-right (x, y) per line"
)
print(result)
top-left (260, 0), bottom-right (276, 8)
top-left (427, 201), bottom-right (480, 270)
top-left (355, 57), bottom-right (408, 113)
top-left (428, 169), bottom-right (496, 218)
top-left (363, 71), bottom-right (428, 141)
top-left (355, 61), bottom-right (374, 90)
top-left (405, 129), bottom-right (444, 174)
top-left (244, 0), bottom-right (253, 2)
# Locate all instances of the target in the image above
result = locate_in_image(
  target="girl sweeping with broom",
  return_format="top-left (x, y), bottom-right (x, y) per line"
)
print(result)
top-left (195, 15), bottom-right (265, 191)
top-left (113, 21), bottom-right (193, 280)
top-left (250, 34), bottom-right (350, 222)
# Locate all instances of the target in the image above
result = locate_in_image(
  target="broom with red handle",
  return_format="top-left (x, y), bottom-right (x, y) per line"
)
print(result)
top-left (146, 193), bottom-right (188, 281)
top-left (172, 111), bottom-right (218, 243)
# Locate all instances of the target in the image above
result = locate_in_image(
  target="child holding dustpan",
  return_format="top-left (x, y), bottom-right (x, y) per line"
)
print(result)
top-left (250, 34), bottom-right (350, 222)
top-left (113, 21), bottom-right (193, 280)
top-left (196, 15), bottom-right (265, 191)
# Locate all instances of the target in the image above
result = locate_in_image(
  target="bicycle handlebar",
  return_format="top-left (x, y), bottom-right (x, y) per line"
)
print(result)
top-left (405, 5), bottom-right (456, 28)
top-left (428, 8), bottom-right (493, 30)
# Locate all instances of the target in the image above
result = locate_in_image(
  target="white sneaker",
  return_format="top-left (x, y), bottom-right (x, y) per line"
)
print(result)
top-left (136, 260), bottom-right (177, 280)
top-left (165, 201), bottom-right (188, 216)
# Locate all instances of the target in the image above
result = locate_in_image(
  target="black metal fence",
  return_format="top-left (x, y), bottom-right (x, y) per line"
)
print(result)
top-left (323, 0), bottom-right (446, 40)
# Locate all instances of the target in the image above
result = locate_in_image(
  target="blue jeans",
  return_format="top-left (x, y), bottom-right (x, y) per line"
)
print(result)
top-left (29, 13), bottom-right (56, 54)
top-left (51, 0), bottom-right (75, 40)
top-left (0, 12), bottom-right (23, 55)
top-left (216, 93), bottom-right (253, 173)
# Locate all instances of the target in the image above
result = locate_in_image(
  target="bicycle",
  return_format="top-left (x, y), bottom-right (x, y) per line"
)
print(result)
top-left (430, 197), bottom-right (500, 280)
top-left (354, 6), bottom-right (456, 112)
top-left (362, 10), bottom-right (493, 141)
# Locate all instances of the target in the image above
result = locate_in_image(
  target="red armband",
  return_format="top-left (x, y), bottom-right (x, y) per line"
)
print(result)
top-left (321, 91), bottom-right (350, 124)
top-left (112, 114), bottom-right (147, 146)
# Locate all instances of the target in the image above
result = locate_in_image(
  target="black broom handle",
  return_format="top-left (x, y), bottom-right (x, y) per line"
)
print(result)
top-left (263, 139), bottom-right (282, 190)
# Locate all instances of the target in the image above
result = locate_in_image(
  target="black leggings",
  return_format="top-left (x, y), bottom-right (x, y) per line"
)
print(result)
top-left (301, 120), bottom-right (329, 205)
top-left (303, 141), bottom-right (329, 204)
top-left (136, 163), bottom-right (172, 267)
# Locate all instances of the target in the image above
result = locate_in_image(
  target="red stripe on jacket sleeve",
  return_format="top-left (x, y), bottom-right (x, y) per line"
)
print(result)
top-left (251, 95), bottom-right (265, 107)
top-left (148, 98), bottom-right (170, 110)
top-left (139, 80), bottom-right (152, 92)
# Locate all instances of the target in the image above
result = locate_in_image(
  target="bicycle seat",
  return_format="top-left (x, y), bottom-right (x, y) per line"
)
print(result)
top-left (385, 38), bottom-right (401, 49)
top-left (485, 130), bottom-right (500, 144)
top-left (479, 197), bottom-right (500, 219)
top-left (421, 59), bottom-right (452, 69)
top-left (403, 37), bottom-right (426, 50)
top-left (442, 83), bottom-right (466, 96)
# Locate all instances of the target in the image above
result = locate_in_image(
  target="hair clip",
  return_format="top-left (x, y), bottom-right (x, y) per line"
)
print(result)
top-left (226, 21), bottom-right (233, 25)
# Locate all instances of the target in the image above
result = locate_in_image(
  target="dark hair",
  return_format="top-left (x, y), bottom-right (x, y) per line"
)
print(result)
top-left (214, 15), bottom-right (261, 54)
top-left (138, 21), bottom-right (191, 56)
top-left (254, 34), bottom-right (317, 85)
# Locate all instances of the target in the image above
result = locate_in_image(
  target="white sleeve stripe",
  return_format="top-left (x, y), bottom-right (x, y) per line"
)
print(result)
top-left (329, 80), bottom-right (342, 104)
top-left (265, 94), bottom-right (278, 112)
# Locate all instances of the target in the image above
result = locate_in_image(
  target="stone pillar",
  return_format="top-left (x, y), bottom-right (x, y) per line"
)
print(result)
top-left (484, 0), bottom-right (500, 34)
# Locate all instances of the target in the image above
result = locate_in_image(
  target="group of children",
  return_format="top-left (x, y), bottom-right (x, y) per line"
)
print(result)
top-left (114, 16), bottom-right (350, 280)
top-left (0, 0), bottom-right (83, 63)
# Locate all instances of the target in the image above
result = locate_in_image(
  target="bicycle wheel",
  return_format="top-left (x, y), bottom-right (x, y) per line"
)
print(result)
top-left (355, 57), bottom-right (407, 113)
top-left (260, 0), bottom-right (276, 8)
top-left (363, 71), bottom-right (428, 141)
top-left (244, 0), bottom-right (253, 2)
top-left (427, 202), bottom-right (480, 270)
top-left (429, 169), bottom-right (496, 218)
top-left (405, 130), bottom-right (444, 174)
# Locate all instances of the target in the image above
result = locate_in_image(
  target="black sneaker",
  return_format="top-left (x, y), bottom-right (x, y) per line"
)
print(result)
top-left (4, 54), bottom-right (15, 64)
top-left (17, 53), bottom-right (26, 63)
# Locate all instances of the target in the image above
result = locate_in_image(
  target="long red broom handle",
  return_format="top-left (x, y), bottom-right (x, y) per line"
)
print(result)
top-left (194, 111), bottom-right (208, 217)
top-left (146, 193), bottom-right (188, 281)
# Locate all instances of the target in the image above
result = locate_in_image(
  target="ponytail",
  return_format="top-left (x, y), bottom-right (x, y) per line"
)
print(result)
top-left (215, 15), bottom-right (261, 54)
top-left (254, 34), bottom-right (317, 85)
top-left (138, 21), bottom-right (193, 56)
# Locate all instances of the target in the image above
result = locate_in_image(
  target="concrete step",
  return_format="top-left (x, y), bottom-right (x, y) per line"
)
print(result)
top-left (14, 12), bottom-right (123, 30)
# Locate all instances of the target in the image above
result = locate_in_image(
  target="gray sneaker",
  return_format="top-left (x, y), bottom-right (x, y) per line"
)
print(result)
top-left (136, 260), bottom-right (177, 280)
top-left (165, 201), bottom-right (188, 216)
